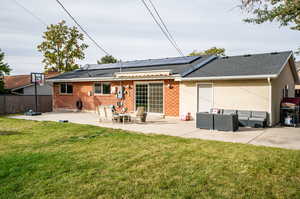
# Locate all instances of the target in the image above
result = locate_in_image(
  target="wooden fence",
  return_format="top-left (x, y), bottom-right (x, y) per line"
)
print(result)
top-left (0, 95), bottom-right (52, 115)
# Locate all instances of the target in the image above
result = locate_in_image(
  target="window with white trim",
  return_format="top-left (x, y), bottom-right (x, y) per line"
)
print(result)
top-left (60, 83), bottom-right (73, 94)
top-left (94, 82), bottom-right (111, 94)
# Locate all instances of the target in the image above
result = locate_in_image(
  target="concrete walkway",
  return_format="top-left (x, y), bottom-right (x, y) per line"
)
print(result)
top-left (10, 112), bottom-right (300, 150)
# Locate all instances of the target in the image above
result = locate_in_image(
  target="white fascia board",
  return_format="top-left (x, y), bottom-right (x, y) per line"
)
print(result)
top-left (175, 74), bottom-right (278, 81)
top-left (47, 76), bottom-right (176, 83)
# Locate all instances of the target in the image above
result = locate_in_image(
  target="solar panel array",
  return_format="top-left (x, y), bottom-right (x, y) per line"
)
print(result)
top-left (83, 56), bottom-right (202, 70)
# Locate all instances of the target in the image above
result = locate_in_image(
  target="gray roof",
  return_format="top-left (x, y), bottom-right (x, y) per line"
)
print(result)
top-left (49, 51), bottom-right (293, 81)
top-left (185, 51), bottom-right (292, 78)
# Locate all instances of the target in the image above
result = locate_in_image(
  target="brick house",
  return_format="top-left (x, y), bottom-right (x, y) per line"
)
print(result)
top-left (4, 72), bottom-right (59, 95)
top-left (48, 51), bottom-right (299, 126)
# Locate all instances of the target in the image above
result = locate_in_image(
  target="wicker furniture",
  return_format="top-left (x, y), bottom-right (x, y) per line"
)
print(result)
top-left (248, 111), bottom-right (268, 128)
top-left (237, 110), bottom-right (251, 127)
top-left (214, 114), bottom-right (239, 132)
top-left (196, 112), bottom-right (214, 130)
top-left (130, 107), bottom-right (147, 123)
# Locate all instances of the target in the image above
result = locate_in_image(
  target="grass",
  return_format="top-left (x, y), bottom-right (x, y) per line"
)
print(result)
top-left (0, 117), bottom-right (299, 199)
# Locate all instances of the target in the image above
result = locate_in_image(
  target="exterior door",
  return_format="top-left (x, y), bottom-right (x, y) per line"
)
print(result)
top-left (197, 84), bottom-right (213, 112)
top-left (135, 83), bottom-right (163, 113)
top-left (135, 84), bottom-right (148, 112)
top-left (148, 83), bottom-right (163, 113)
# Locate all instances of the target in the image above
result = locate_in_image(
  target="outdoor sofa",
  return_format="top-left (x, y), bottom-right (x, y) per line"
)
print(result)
top-left (196, 109), bottom-right (268, 131)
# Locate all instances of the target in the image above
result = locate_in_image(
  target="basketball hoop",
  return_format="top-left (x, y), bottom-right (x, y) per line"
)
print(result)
top-left (37, 79), bottom-right (44, 86)
top-left (31, 73), bottom-right (45, 86)
top-left (30, 72), bottom-right (45, 114)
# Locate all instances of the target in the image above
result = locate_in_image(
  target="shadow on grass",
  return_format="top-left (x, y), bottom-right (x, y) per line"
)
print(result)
top-left (0, 131), bottom-right (20, 136)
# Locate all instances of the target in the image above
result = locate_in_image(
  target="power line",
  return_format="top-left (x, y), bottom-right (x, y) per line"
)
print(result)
top-left (55, 0), bottom-right (110, 56)
top-left (12, 0), bottom-right (47, 26)
top-left (147, 0), bottom-right (185, 57)
top-left (141, 0), bottom-right (185, 57)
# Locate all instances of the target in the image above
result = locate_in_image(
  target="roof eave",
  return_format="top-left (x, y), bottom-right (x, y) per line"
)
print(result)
top-left (47, 76), bottom-right (178, 83)
top-left (175, 74), bottom-right (278, 81)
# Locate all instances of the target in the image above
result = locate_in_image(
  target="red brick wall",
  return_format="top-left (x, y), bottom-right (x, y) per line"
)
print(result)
top-left (53, 79), bottom-right (179, 116)
top-left (164, 80), bottom-right (179, 116)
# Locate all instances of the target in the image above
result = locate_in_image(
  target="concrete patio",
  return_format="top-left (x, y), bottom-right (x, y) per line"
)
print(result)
top-left (10, 112), bottom-right (300, 150)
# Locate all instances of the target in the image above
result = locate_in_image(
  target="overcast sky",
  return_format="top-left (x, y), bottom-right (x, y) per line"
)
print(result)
top-left (1, 0), bottom-right (299, 75)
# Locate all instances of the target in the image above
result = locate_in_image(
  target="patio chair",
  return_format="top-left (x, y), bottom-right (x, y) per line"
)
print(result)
top-left (106, 106), bottom-right (120, 123)
top-left (96, 106), bottom-right (107, 122)
top-left (130, 107), bottom-right (147, 123)
top-left (248, 111), bottom-right (268, 128)
top-left (237, 110), bottom-right (251, 127)
top-left (223, 109), bottom-right (237, 115)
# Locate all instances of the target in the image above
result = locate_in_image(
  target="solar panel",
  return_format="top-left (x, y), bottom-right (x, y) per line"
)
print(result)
top-left (83, 56), bottom-right (202, 70)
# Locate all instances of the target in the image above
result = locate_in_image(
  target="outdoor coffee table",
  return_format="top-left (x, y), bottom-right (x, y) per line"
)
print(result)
top-left (119, 114), bottom-right (131, 124)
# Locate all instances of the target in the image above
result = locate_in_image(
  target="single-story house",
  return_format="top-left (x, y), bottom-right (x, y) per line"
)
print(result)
top-left (4, 72), bottom-right (59, 95)
top-left (48, 51), bottom-right (299, 126)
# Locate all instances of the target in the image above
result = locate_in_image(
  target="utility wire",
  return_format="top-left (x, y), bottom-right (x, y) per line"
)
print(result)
top-left (147, 0), bottom-right (185, 57)
top-left (141, 0), bottom-right (185, 57)
top-left (55, 0), bottom-right (110, 56)
top-left (12, 0), bottom-right (47, 26)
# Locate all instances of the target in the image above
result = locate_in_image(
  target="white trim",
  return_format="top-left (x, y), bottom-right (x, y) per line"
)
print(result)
top-left (47, 76), bottom-right (175, 83)
top-left (274, 52), bottom-right (292, 77)
top-left (267, 78), bottom-right (273, 126)
top-left (93, 82), bottom-right (112, 95)
top-left (176, 74), bottom-right (278, 81)
top-left (133, 81), bottom-right (164, 114)
top-left (59, 83), bottom-right (73, 95)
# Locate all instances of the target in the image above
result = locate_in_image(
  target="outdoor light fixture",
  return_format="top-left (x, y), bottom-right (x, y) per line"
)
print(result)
top-left (167, 83), bottom-right (173, 89)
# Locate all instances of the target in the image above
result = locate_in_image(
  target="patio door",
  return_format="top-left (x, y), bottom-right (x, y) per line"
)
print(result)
top-left (135, 83), bottom-right (163, 113)
top-left (197, 84), bottom-right (213, 113)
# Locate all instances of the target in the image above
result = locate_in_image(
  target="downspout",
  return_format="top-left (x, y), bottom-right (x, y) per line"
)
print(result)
top-left (212, 80), bottom-right (214, 108)
top-left (267, 78), bottom-right (272, 126)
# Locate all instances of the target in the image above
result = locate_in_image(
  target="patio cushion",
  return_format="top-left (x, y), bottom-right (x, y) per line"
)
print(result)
top-left (238, 110), bottom-right (251, 118)
top-left (223, 109), bottom-right (237, 115)
top-left (249, 117), bottom-right (266, 122)
top-left (251, 111), bottom-right (267, 119)
top-left (238, 116), bottom-right (249, 120)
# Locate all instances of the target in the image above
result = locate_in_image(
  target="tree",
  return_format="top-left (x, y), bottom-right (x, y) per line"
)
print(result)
top-left (0, 49), bottom-right (11, 94)
top-left (189, 47), bottom-right (226, 56)
top-left (97, 55), bottom-right (118, 64)
top-left (37, 20), bottom-right (88, 72)
top-left (242, 0), bottom-right (300, 31)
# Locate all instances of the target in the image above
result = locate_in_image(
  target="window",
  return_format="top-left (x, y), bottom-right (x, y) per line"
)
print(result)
top-left (60, 83), bottom-right (73, 94)
top-left (94, 82), bottom-right (111, 94)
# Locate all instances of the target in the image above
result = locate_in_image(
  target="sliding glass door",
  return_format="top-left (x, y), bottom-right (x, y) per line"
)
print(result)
top-left (135, 83), bottom-right (163, 113)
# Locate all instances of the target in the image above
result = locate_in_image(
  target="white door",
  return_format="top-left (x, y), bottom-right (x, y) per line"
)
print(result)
top-left (197, 84), bottom-right (213, 112)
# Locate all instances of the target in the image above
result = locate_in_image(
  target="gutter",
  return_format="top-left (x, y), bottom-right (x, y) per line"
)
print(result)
top-left (47, 76), bottom-right (177, 83)
top-left (175, 74), bottom-right (278, 81)
top-left (267, 77), bottom-right (273, 127)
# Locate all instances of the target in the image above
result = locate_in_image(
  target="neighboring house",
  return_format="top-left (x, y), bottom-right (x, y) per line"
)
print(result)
top-left (295, 61), bottom-right (300, 97)
top-left (48, 51), bottom-right (299, 126)
top-left (4, 72), bottom-right (59, 95)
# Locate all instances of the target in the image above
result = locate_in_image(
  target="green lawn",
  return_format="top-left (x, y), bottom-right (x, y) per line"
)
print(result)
top-left (0, 117), bottom-right (299, 199)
